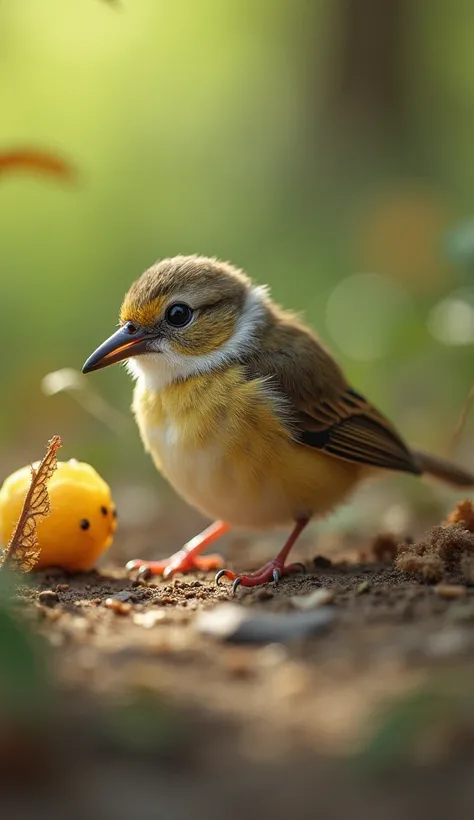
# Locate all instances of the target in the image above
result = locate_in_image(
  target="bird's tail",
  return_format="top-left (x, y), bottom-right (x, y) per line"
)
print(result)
top-left (414, 448), bottom-right (474, 488)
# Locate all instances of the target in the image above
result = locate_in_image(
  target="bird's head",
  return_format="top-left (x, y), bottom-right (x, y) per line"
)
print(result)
top-left (82, 255), bottom-right (269, 387)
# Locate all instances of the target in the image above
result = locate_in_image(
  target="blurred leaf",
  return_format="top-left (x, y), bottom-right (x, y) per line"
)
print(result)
top-left (0, 150), bottom-right (75, 182)
top-left (356, 673), bottom-right (474, 775)
top-left (0, 606), bottom-right (48, 711)
top-left (0, 436), bottom-right (61, 573)
top-left (0, 572), bottom-right (51, 715)
top-left (357, 687), bottom-right (440, 773)
top-left (105, 693), bottom-right (182, 753)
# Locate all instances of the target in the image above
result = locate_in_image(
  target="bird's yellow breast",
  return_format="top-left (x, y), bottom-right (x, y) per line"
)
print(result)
top-left (133, 367), bottom-right (363, 528)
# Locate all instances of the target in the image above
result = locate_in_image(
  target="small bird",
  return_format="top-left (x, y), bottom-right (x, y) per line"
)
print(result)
top-left (82, 255), bottom-right (474, 591)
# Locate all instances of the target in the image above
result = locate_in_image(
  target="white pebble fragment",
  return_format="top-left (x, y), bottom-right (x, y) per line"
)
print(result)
top-left (195, 603), bottom-right (334, 644)
top-left (290, 588), bottom-right (335, 610)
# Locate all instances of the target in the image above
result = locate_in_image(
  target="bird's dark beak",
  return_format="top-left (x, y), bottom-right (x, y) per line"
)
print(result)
top-left (82, 326), bottom-right (150, 373)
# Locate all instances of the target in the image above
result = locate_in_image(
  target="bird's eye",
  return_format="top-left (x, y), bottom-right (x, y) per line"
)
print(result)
top-left (125, 321), bottom-right (139, 335)
top-left (80, 518), bottom-right (90, 530)
top-left (165, 303), bottom-right (193, 328)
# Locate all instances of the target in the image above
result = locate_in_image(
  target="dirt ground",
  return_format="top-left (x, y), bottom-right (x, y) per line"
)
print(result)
top-left (3, 516), bottom-right (474, 820)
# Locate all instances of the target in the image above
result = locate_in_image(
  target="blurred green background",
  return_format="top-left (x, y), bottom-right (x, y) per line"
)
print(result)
top-left (2, 0), bottom-right (474, 536)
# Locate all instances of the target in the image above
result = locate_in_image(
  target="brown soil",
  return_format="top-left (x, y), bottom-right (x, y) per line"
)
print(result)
top-left (2, 526), bottom-right (474, 820)
top-left (2, 491), bottom-right (474, 820)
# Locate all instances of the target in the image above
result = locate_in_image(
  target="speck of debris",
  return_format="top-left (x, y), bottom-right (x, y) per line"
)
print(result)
top-left (313, 555), bottom-right (332, 569)
top-left (356, 580), bottom-right (371, 595)
top-left (38, 590), bottom-right (60, 606)
top-left (369, 533), bottom-right (399, 562)
top-left (111, 590), bottom-right (135, 603)
top-left (104, 597), bottom-right (133, 615)
top-left (290, 588), bottom-right (335, 610)
top-left (434, 584), bottom-right (467, 599)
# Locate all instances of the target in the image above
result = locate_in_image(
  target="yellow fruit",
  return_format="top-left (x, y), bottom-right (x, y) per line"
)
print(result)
top-left (0, 459), bottom-right (117, 571)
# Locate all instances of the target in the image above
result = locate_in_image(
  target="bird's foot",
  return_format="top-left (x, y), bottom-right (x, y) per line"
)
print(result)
top-left (215, 559), bottom-right (306, 594)
top-left (126, 520), bottom-right (229, 581)
top-left (126, 552), bottom-right (224, 581)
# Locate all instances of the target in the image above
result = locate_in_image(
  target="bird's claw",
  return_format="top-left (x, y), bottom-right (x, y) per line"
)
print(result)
top-left (215, 569), bottom-right (227, 586)
top-left (125, 559), bottom-right (140, 572)
top-left (232, 577), bottom-right (242, 595)
top-left (272, 567), bottom-right (281, 586)
top-left (136, 565), bottom-right (152, 582)
top-left (215, 569), bottom-right (243, 594)
top-left (163, 564), bottom-right (176, 580)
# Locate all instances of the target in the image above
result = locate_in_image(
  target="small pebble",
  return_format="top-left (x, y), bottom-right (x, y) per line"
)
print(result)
top-left (290, 588), bottom-right (335, 610)
top-left (112, 590), bottom-right (135, 603)
top-left (258, 644), bottom-right (287, 667)
top-left (313, 555), bottom-right (332, 569)
top-left (195, 603), bottom-right (334, 644)
top-left (356, 580), bottom-right (371, 595)
top-left (104, 597), bottom-right (132, 615)
top-left (224, 648), bottom-right (256, 678)
top-left (38, 590), bottom-right (59, 606)
top-left (133, 610), bottom-right (169, 628)
top-left (434, 584), bottom-right (467, 599)
top-left (55, 583), bottom-right (70, 592)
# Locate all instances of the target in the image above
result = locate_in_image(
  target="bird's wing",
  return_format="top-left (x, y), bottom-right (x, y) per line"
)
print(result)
top-left (247, 326), bottom-right (420, 475)
top-left (294, 385), bottom-right (421, 474)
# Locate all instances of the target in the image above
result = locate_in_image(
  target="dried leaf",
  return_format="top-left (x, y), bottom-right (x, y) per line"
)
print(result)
top-left (444, 499), bottom-right (474, 533)
top-left (0, 436), bottom-right (62, 573)
top-left (0, 150), bottom-right (75, 181)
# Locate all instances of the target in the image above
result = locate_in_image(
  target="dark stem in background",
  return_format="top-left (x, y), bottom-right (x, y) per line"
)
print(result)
top-left (327, 0), bottom-right (409, 131)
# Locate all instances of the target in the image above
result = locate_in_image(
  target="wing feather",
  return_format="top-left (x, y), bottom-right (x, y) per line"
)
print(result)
top-left (244, 322), bottom-right (420, 476)
top-left (296, 388), bottom-right (420, 473)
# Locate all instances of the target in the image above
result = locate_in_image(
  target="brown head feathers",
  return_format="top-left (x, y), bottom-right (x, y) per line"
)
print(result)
top-left (120, 255), bottom-right (252, 328)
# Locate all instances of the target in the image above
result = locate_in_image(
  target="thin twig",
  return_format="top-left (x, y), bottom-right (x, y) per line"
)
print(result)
top-left (449, 381), bottom-right (474, 457)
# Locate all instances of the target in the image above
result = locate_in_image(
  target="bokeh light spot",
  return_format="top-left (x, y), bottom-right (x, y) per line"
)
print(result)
top-left (355, 182), bottom-right (455, 293)
top-left (428, 289), bottom-right (474, 345)
top-left (325, 273), bottom-right (412, 361)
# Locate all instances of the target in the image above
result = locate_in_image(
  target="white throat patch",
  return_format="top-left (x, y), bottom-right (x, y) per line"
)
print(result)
top-left (125, 285), bottom-right (269, 392)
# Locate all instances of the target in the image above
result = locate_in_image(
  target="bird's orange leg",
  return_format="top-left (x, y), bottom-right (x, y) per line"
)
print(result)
top-left (215, 518), bottom-right (308, 594)
top-left (126, 520), bottom-right (229, 580)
